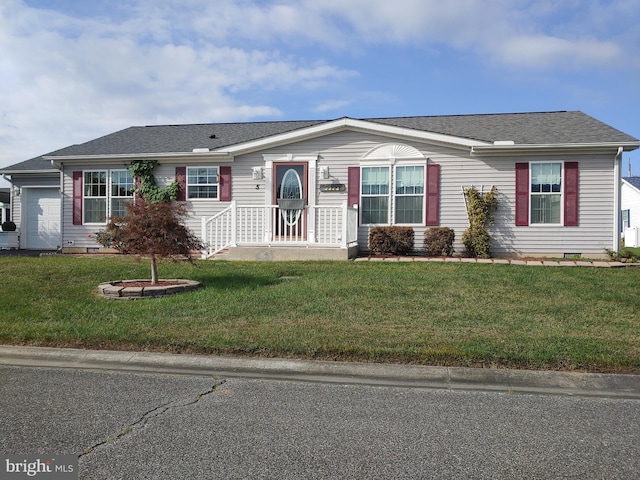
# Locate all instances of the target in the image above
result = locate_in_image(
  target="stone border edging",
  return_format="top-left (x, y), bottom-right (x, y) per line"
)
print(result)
top-left (355, 257), bottom-right (640, 267)
top-left (98, 279), bottom-right (202, 300)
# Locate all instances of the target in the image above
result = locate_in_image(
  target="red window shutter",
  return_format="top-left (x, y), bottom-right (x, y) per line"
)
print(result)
top-left (72, 171), bottom-right (83, 225)
top-left (219, 166), bottom-right (232, 201)
top-left (175, 167), bottom-right (186, 201)
top-left (564, 162), bottom-right (579, 226)
top-left (425, 163), bottom-right (440, 226)
top-left (347, 166), bottom-right (360, 207)
top-left (515, 163), bottom-right (529, 226)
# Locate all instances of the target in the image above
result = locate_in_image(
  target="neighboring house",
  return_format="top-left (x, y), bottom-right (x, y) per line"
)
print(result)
top-left (621, 177), bottom-right (640, 247)
top-left (1, 111), bottom-right (638, 259)
top-left (0, 188), bottom-right (10, 225)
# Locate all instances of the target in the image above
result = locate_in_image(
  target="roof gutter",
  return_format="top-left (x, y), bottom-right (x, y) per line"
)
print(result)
top-left (42, 151), bottom-right (233, 163)
top-left (0, 168), bottom-right (60, 175)
top-left (470, 142), bottom-right (640, 156)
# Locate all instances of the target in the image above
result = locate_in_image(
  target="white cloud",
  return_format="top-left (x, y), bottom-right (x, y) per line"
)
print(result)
top-left (0, 0), bottom-right (357, 169)
top-left (497, 36), bottom-right (622, 70)
top-left (0, 0), bottom-right (638, 176)
top-left (312, 99), bottom-right (353, 113)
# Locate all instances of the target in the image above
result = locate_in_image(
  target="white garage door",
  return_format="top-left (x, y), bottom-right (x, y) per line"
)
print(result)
top-left (25, 188), bottom-right (61, 250)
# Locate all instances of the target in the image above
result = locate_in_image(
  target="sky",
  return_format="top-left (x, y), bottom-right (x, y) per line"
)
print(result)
top-left (1, 0), bottom-right (639, 189)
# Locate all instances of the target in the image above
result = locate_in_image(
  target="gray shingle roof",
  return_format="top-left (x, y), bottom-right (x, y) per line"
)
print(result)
top-left (367, 111), bottom-right (638, 145)
top-left (623, 177), bottom-right (640, 191)
top-left (3, 111), bottom-right (638, 173)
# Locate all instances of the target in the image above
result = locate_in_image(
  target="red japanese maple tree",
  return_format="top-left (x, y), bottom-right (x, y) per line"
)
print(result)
top-left (96, 198), bottom-right (203, 284)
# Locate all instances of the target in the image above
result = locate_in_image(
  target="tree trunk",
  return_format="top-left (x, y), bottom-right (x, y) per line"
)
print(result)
top-left (150, 253), bottom-right (158, 285)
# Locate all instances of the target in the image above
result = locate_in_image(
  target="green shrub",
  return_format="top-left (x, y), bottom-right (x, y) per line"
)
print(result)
top-left (605, 247), bottom-right (640, 263)
top-left (462, 186), bottom-right (498, 258)
top-left (462, 225), bottom-right (492, 259)
top-left (369, 227), bottom-right (414, 255)
top-left (424, 227), bottom-right (455, 256)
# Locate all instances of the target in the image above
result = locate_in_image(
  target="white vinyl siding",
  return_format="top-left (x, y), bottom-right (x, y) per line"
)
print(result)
top-left (57, 131), bottom-right (616, 256)
top-left (622, 180), bottom-right (640, 230)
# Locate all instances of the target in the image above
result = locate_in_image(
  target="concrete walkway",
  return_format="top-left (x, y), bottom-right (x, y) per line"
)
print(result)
top-left (1, 345), bottom-right (639, 399)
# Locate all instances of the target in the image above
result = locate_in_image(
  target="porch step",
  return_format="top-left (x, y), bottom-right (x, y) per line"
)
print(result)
top-left (220, 245), bottom-right (358, 261)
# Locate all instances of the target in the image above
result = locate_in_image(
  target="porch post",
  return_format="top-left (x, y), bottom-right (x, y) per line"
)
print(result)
top-left (200, 216), bottom-right (208, 259)
top-left (307, 157), bottom-right (317, 243)
top-left (341, 201), bottom-right (347, 248)
top-left (264, 161), bottom-right (273, 243)
top-left (201, 216), bottom-right (207, 245)
top-left (230, 200), bottom-right (238, 247)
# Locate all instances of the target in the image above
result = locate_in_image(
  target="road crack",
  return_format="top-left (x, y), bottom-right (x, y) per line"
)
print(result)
top-left (79, 379), bottom-right (226, 458)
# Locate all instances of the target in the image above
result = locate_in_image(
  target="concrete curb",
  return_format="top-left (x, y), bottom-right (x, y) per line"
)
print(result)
top-left (1, 346), bottom-right (639, 399)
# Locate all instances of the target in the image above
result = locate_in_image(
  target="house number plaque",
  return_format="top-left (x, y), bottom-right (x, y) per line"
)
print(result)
top-left (320, 184), bottom-right (346, 192)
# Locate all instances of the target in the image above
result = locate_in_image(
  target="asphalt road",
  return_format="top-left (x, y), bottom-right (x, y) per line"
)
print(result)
top-left (1, 365), bottom-right (639, 479)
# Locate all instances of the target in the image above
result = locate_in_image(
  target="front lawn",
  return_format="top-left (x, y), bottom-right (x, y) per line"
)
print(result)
top-left (1, 256), bottom-right (639, 373)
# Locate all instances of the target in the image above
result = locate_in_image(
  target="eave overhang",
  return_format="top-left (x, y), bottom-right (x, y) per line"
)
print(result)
top-left (471, 142), bottom-right (640, 156)
top-left (43, 151), bottom-right (233, 164)
top-left (0, 169), bottom-right (60, 175)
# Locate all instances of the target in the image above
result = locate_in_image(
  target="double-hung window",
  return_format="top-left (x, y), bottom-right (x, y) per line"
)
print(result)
top-left (83, 171), bottom-right (107, 224)
top-left (530, 163), bottom-right (561, 224)
top-left (187, 167), bottom-right (219, 199)
top-left (395, 165), bottom-right (424, 224)
top-left (361, 164), bottom-right (425, 225)
top-left (110, 170), bottom-right (135, 217)
top-left (83, 170), bottom-right (134, 224)
top-left (361, 166), bottom-right (389, 224)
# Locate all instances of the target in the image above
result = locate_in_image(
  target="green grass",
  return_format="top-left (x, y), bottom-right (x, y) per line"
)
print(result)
top-left (1, 256), bottom-right (639, 373)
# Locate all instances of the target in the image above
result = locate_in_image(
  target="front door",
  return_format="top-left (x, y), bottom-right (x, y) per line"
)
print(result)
top-left (274, 163), bottom-right (307, 241)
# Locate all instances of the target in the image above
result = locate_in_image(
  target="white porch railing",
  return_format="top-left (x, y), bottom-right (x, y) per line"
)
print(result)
top-left (201, 201), bottom-right (358, 258)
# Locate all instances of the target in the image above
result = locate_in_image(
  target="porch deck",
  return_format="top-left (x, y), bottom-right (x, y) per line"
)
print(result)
top-left (201, 201), bottom-right (359, 260)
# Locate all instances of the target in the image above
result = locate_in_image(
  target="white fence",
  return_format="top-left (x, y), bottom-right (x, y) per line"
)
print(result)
top-left (202, 201), bottom-right (358, 258)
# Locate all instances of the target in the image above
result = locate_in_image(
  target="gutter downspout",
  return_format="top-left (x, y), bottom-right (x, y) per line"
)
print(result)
top-left (50, 159), bottom-right (64, 252)
top-left (613, 147), bottom-right (623, 251)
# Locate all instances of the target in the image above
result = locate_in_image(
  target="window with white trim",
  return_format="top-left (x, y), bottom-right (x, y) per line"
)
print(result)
top-left (83, 170), bottom-right (134, 224)
top-left (361, 164), bottom-right (425, 225)
top-left (110, 170), bottom-right (135, 217)
top-left (395, 165), bottom-right (424, 224)
top-left (187, 167), bottom-right (219, 199)
top-left (361, 166), bottom-right (389, 224)
top-left (622, 209), bottom-right (630, 231)
top-left (530, 162), bottom-right (562, 224)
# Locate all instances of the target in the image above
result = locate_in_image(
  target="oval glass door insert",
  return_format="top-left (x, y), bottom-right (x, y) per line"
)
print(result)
top-left (280, 168), bottom-right (303, 226)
